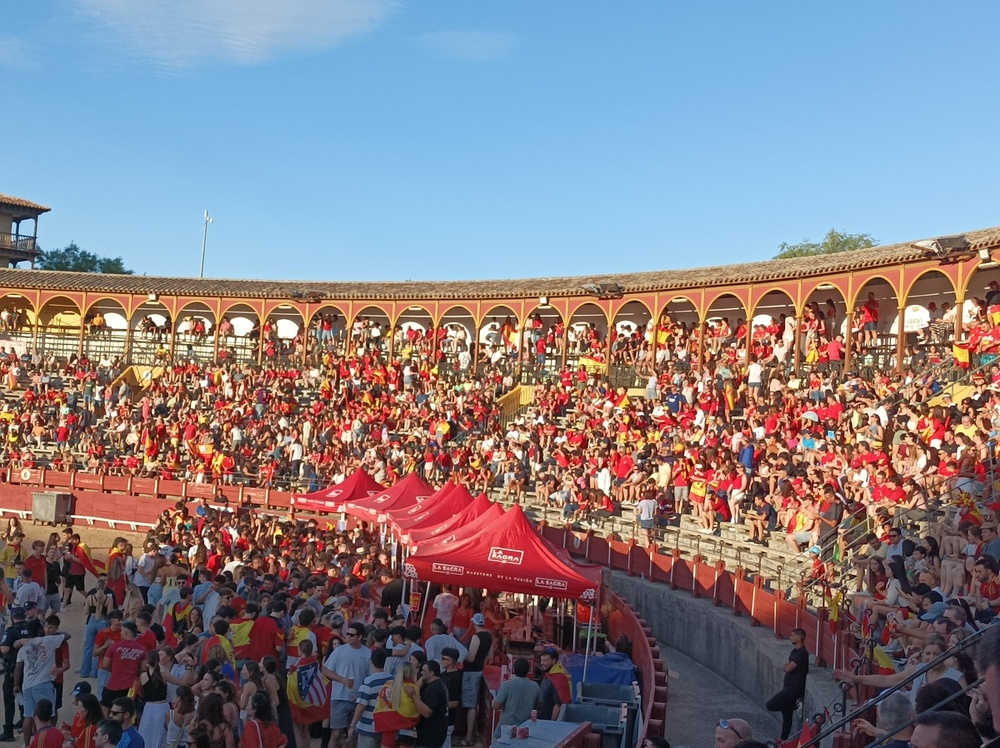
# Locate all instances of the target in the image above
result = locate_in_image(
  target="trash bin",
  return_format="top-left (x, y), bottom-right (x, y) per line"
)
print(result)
top-left (578, 684), bottom-right (639, 748)
top-left (31, 492), bottom-right (71, 525)
top-left (560, 703), bottom-right (625, 748)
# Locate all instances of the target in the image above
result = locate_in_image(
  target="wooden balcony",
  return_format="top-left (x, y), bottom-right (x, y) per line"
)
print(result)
top-left (0, 232), bottom-right (39, 266)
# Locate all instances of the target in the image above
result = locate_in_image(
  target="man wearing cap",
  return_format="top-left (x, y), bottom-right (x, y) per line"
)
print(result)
top-left (537, 647), bottom-right (572, 721)
top-left (766, 627), bottom-right (809, 740)
top-left (0, 607), bottom-right (43, 742)
top-left (459, 614), bottom-right (492, 747)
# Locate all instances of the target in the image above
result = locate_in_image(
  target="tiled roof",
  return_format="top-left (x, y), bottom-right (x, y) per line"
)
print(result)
top-left (0, 195), bottom-right (51, 217)
top-left (1, 226), bottom-right (998, 301)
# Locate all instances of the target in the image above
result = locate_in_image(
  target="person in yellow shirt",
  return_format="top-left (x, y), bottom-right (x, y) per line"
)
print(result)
top-left (0, 532), bottom-right (24, 583)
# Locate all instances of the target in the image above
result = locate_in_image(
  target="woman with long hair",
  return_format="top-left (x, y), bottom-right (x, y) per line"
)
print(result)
top-left (3, 517), bottom-right (23, 543)
top-left (163, 686), bottom-right (196, 748)
top-left (195, 692), bottom-right (235, 748)
top-left (187, 606), bottom-right (205, 637)
top-left (63, 693), bottom-right (103, 748)
top-left (215, 680), bottom-right (241, 736)
top-left (240, 693), bottom-right (286, 748)
top-left (138, 650), bottom-right (171, 748)
top-left (239, 662), bottom-right (265, 725)
top-left (122, 583), bottom-right (144, 620)
top-left (373, 662), bottom-right (420, 747)
top-left (261, 657), bottom-right (295, 748)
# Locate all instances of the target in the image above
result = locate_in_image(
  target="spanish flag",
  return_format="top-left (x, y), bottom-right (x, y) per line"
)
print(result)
top-left (230, 616), bottom-right (255, 661)
top-left (73, 545), bottom-right (101, 578)
top-left (579, 355), bottom-right (607, 373)
top-left (860, 609), bottom-right (873, 642)
top-left (163, 600), bottom-right (192, 648)
top-left (286, 624), bottom-right (314, 664)
top-left (828, 589), bottom-right (842, 636)
top-left (953, 341), bottom-right (970, 369)
top-left (287, 656), bottom-right (329, 724)
top-left (872, 645), bottom-right (897, 674)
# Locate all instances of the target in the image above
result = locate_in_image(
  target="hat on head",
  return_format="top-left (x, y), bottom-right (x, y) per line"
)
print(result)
top-left (70, 682), bottom-right (92, 698)
top-left (471, 613), bottom-right (486, 626)
top-left (806, 546), bottom-right (822, 555)
top-left (23, 601), bottom-right (36, 611)
top-left (920, 601), bottom-right (949, 622)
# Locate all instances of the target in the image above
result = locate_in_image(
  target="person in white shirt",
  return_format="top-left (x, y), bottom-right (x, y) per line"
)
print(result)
top-left (13, 570), bottom-right (44, 609)
top-left (636, 494), bottom-right (659, 544)
top-left (432, 586), bottom-right (459, 629)
top-left (424, 619), bottom-right (468, 666)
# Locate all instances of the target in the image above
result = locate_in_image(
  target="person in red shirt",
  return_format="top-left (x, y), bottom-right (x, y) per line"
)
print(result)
top-left (23, 542), bottom-right (47, 596)
top-left (974, 557), bottom-right (1000, 620)
top-left (246, 603), bottom-right (285, 664)
top-left (100, 622), bottom-right (147, 710)
top-left (26, 699), bottom-right (62, 748)
top-left (134, 612), bottom-right (158, 652)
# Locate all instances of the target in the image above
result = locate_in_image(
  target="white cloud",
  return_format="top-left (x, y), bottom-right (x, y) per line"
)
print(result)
top-left (72, 0), bottom-right (395, 71)
top-left (416, 30), bottom-right (515, 61)
top-left (0, 35), bottom-right (36, 70)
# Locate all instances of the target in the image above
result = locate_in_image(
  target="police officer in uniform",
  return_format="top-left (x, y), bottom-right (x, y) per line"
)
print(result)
top-left (0, 607), bottom-right (43, 741)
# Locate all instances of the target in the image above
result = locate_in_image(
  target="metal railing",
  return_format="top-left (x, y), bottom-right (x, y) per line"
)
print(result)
top-left (801, 620), bottom-right (991, 747)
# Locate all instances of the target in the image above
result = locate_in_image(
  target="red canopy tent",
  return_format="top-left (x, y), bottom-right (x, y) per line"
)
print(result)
top-left (409, 501), bottom-right (505, 553)
top-left (387, 482), bottom-right (458, 524)
top-left (403, 493), bottom-right (494, 545)
top-left (389, 484), bottom-right (476, 535)
top-left (404, 505), bottom-right (598, 601)
top-left (290, 468), bottom-right (383, 514)
top-left (341, 473), bottom-right (434, 521)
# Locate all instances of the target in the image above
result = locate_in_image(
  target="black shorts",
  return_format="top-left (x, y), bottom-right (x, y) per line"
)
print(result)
top-left (65, 574), bottom-right (85, 591)
top-left (101, 687), bottom-right (130, 709)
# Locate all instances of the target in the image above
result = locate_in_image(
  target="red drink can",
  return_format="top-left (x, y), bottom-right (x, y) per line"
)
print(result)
top-left (530, 710), bottom-right (538, 722)
top-left (517, 727), bottom-right (530, 739)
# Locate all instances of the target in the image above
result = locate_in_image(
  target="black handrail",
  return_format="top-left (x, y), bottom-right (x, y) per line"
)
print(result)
top-left (801, 620), bottom-right (991, 747)
top-left (862, 676), bottom-right (985, 748)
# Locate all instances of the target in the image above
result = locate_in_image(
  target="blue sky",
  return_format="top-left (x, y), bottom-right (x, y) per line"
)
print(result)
top-left (3, 2), bottom-right (999, 282)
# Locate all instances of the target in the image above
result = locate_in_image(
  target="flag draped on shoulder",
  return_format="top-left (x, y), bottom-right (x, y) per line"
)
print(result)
top-left (286, 657), bottom-right (329, 724)
top-left (73, 545), bottom-right (100, 578)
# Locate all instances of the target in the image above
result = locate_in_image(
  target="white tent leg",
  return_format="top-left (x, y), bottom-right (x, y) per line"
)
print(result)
top-left (419, 581), bottom-right (432, 627)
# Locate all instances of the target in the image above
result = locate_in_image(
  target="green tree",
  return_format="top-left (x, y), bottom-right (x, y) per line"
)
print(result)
top-left (37, 242), bottom-right (134, 274)
top-left (773, 229), bottom-right (877, 259)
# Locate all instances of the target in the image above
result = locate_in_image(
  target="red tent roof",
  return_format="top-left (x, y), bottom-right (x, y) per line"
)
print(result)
top-left (291, 468), bottom-right (383, 514)
top-left (404, 493), bottom-right (493, 545)
top-left (405, 505), bottom-right (599, 600)
top-left (410, 502), bottom-right (505, 553)
top-left (390, 484), bottom-right (476, 534)
top-left (342, 473), bottom-right (434, 521)
top-left (388, 482), bottom-right (458, 523)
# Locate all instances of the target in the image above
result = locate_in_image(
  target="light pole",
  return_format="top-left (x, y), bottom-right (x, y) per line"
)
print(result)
top-left (199, 209), bottom-right (214, 278)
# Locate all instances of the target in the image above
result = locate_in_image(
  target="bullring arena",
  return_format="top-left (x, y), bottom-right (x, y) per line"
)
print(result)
top-left (3, 192), bottom-right (1000, 748)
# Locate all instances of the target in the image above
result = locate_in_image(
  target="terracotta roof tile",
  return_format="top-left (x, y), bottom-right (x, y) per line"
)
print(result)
top-left (2, 226), bottom-right (998, 301)
top-left (0, 194), bottom-right (51, 216)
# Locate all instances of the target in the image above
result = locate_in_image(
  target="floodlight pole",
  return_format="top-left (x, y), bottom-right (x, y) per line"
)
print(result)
top-left (199, 210), bottom-right (213, 278)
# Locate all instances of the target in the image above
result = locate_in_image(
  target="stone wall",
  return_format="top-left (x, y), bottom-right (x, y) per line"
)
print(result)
top-left (607, 570), bottom-right (843, 735)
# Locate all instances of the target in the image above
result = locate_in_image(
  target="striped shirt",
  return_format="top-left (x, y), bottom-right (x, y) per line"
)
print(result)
top-left (354, 671), bottom-right (393, 735)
